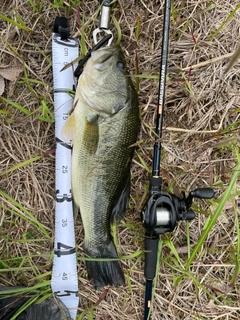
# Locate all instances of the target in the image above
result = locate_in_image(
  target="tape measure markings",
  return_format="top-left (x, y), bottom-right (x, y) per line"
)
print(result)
top-left (51, 32), bottom-right (79, 320)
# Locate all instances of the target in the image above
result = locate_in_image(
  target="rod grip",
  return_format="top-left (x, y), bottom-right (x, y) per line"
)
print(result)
top-left (144, 235), bottom-right (159, 280)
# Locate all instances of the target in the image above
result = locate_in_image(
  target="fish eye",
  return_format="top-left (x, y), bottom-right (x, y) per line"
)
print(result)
top-left (116, 61), bottom-right (125, 71)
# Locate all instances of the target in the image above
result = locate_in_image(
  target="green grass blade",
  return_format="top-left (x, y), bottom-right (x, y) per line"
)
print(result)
top-left (209, 4), bottom-right (240, 41)
top-left (0, 193), bottom-right (50, 239)
top-left (181, 72), bottom-right (194, 96)
top-left (1, 208), bottom-right (50, 242)
top-left (79, 310), bottom-right (87, 320)
top-left (78, 250), bottom-right (143, 262)
top-left (186, 160), bottom-right (240, 270)
top-left (36, 292), bottom-right (52, 304)
top-left (2, 253), bottom-right (50, 262)
top-left (80, 13), bottom-right (86, 56)
top-left (161, 257), bottom-right (184, 273)
top-left (112, 15), bottom-right (122, 45)
top-left (0, 110), bottom-right (10, 115)
top-left (0, 281), bottom-right (51, 295)
top-left (60, 56), bottom-right (82, 72)
top-left (35, 116), bottom-right (54, 123)
top-left (0, 259), bottom-right (9, 268)
top-left (178, 19), bottom-right (192, 40)
top-left (135, 151), bottom-right (151, 174)
top-left (230, 199), bottom-right (240, 285)
top-left (11, 294), bottom-right (39, 319)
top-left (135, 16), bottom-right (141, 40)
top-left (0, 266), bottom-right (36, 273)
top-left (3, 40), bottom-right (20, 57)
top-left (129, 254), bottom-right (143, 271)
top-left (22, 60), bottom-right (36, 97)
top-left (186, 221), bottom-right (191, 259)
top-left (0, 13), bottom-right (32, 33)
top-left (33, 44), bottom-right (52, 65)
top-left (186, 271), bottom-right (216, 301)
top-left (0, 97), bottom-right (30, 115)
top-left (126, 273), bottom-right (133, 296)
top-left (88, 308), bottom-right (94, 320)
top-left (163, 238), bottom-right (185, 269)
top-left (135, 53), bottom-right (140, 92)
top-left (134, 74), bottom-right (159, 80)
top-left (230, 153), bottom-right (240, 285)
top-left (0, 155), bottom-right (42, 176)
top-left (0, 98), bottom-right (54, 123)
top-left (17, 78), bottom-right (47, 86)
top-left (39, 99), bottom-right (54, 119)
top-left (31, 272), bottom-right (52, 282)
top-left (111, 223), bottom-right (118, 253)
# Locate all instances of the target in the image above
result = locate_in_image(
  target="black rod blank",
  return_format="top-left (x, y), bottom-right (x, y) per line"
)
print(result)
top-left (152, 0), bottom-right (171, 178)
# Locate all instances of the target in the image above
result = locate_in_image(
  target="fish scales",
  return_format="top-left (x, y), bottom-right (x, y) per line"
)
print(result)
top-left (76, 102), bottom-right (138, 242)
top-left (62, 45), bottom-right (139, 288)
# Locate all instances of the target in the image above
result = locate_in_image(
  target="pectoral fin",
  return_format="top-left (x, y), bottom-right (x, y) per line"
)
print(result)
top-left (83, 114), bottom-right (99, 154)
top-left (61, 112), bottom-right (76, 143)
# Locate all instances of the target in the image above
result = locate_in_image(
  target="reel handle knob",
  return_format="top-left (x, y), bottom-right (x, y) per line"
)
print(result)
top-left (191, 188), bottom-right (215, 199)
top-left (185, 210), bottom-right (195, 221)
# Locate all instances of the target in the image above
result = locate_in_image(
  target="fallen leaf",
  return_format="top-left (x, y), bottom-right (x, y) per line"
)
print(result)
top-left (0, 65), bottom-right (22, 96)
top-left (0, 66), bottom-right (22, 81)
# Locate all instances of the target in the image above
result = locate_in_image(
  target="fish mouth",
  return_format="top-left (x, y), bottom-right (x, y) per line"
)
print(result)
top-left (91, 46), bottom-right (118, 70)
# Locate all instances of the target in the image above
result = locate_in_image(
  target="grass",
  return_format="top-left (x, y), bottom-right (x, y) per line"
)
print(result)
top-left (0, 0), bottom-right (240, 319)
top-left (209, 3), bottom-right (240, 41)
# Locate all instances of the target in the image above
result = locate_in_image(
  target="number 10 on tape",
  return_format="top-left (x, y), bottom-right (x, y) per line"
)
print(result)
top-left (51, 33), bottom-right (79, 319)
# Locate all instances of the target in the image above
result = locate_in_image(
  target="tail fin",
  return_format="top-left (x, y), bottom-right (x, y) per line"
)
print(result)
top-left (84, 240), bottom-right (125, 289)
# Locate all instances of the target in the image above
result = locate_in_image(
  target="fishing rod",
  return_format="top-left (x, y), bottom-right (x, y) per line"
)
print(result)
top-left (141, 1), bottom-right (214, 319)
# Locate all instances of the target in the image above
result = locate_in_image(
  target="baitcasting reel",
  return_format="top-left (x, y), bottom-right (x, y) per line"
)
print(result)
top-left (141, 176), bottom-right (214, 282)
top-left (142, 176), bottom-right (214, 235)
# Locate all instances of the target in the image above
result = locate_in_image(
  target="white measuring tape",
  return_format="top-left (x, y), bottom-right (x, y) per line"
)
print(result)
top-left (51, 31), bottom-right (79, 319)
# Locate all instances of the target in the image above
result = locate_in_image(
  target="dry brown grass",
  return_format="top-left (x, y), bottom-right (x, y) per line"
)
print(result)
top-left (0, 0), bottom-right (240, 319)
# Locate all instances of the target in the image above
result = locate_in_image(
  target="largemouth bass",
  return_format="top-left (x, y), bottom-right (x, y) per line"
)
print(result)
top-left (62, 45), bottom-right (139, 288)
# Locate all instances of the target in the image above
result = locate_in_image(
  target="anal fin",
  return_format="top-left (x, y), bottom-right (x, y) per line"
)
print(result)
top-left (110, 174), bottom-right (130, 224)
